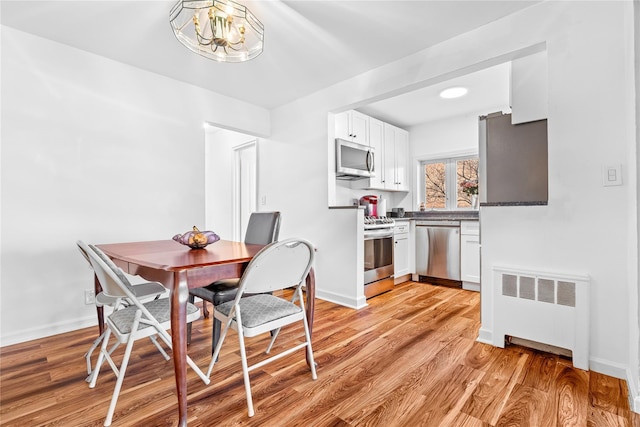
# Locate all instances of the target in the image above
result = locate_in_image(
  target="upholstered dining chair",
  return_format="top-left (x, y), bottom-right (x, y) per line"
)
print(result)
top-left (84, 243), bottom-right (210, 427)
top-left (206, 238), bottom-right (317, 417)
top-left (76, 241), bottom-right (167, 383)
top-left (187, 211), bottom-right (281, 353)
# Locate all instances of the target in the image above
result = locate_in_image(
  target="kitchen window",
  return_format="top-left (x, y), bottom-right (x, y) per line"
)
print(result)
top-left (422, 156), bottom-right (478, 210)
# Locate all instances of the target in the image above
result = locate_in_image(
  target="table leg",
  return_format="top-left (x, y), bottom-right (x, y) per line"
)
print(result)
top-left (171, 271), bottom-right (189, 427)
top-left (305, 268), bottom-right (316, 366)
top-left (94, 274), bottom-right (104, 335)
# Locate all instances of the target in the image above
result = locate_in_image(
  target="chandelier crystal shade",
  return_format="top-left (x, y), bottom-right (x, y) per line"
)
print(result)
top-left (170, 0), bottom-right (264, 63)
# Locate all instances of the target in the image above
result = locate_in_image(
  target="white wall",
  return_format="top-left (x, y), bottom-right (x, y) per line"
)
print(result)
top-left (408, 111), bottom-right (509, 209)
top-left (265, 0), bottom-right (636, 388)
top-left (1, 1), bottom-right (638, 408)
top-left (631, 0), bottom-right (640, 412)
top-left (0, 27), bottom-right (269, 345)
top-left (474, 1), bottom-right (636, 385)
top-left (410, 113), bottom-right (486, 159)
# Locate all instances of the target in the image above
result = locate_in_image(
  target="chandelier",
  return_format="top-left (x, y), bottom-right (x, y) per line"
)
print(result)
top-left (170, 0), bottom-right (264, 63)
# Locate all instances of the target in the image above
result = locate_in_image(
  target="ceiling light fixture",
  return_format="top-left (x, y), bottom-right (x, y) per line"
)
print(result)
top-left (170, 0), bottom-right (264, 63)
top-left (439, 87), bottom-right (468, 99)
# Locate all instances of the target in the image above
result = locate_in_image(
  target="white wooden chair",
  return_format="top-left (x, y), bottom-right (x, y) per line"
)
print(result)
top-left (206, 238), bottom-right (317, 417)
top-left (76, 241), bottom-right (167, 383)
top-left (84, 243), bottom-right (210, 426)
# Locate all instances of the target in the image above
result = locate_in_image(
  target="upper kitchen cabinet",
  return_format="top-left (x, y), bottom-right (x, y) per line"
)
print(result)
top-left (335, 110), bottom-right (369, 145)
top-left (383, 123), bottom-right (409, 192)
top-left (510, 50), bottom-right (548, 124)
top-left (334, 110), bottom-right (409, 193)
top-left (368, 117), bottom-right (385, 188)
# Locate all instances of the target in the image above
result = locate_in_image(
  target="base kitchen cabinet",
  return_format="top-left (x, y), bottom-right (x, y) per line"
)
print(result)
top-left (460, 220), bottom-right (480, 291)
top-left (394, 221), bottom-right (411, 284)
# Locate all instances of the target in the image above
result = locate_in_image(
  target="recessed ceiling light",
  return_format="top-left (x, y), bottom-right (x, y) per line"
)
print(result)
top-left (440, 87), bottom-right (468, 99)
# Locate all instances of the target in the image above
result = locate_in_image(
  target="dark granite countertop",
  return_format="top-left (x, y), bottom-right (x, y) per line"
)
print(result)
top-left (399, 210), bottom-right (479, 221)
top-left (480, 201), bottom-right (547, 207)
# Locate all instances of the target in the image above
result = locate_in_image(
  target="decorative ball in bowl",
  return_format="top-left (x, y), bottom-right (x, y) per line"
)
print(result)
top-left (173, 226), bottom-right (220, 249)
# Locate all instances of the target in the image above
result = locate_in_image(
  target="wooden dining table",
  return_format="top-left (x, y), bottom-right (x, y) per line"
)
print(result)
top-left (96, 239), bottom-right (316, 427)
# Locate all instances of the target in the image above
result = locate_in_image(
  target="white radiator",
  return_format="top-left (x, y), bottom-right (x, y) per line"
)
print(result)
top-left (492, 265), bottom-right (590, 370)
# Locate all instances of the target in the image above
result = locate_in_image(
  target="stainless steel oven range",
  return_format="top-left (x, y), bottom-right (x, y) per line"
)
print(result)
top-left (364, 216), bottom-right (395, 298)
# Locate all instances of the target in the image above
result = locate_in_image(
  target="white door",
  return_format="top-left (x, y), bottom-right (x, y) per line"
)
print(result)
top-left (233, 141), bottom-right (257, 242)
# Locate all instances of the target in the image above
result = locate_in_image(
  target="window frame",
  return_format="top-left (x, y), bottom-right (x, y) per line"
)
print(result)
top-left (419, 152), bottom-right (478, 211)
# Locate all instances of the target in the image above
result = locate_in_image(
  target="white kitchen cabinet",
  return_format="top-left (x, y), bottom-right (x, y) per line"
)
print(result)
top-left (395, 128), bottom-right (409, 192)
top-left (335, 110), bottom-right (369, 145)
top-left (349, 116), bottom-right (409, 193)
top-left (394, 221), bottom-right (411, 283)
top-left (368, 117), bottom-right (385, 188)
top-left (383, 123), bottom-right (409, 191)
top-left (460, 221), bottom-right (480, 291)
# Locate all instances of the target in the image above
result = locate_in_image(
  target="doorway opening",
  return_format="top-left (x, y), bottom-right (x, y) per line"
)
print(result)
top-left (233, 140), bottom-right (257, 241)
top-left (205, 126), bottom-right (258, 240)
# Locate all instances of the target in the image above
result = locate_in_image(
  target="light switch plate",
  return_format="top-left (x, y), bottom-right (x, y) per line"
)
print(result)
top-left (602, 164), bottom-right (622, 186)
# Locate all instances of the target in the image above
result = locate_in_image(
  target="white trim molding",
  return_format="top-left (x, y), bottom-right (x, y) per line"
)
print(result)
top-left (315, 289), bottom-right (367, 310)
top-left (626, 366), bottom-right (640, 413)
top-left (1, 314), bottom-right (97, 347)
top-left (477, 327), bottom-right (493, 345)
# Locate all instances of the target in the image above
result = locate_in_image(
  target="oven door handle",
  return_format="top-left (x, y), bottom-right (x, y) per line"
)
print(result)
top-left (364, 229), bottom-right (394, 240)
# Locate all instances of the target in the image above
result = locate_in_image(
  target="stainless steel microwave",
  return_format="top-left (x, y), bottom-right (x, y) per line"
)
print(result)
top-left (335, 138), bottom-right (375, 179)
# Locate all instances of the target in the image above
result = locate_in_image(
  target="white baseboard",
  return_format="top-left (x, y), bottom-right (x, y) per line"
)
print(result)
top-left (315, 289), bottom-right (366, 310)
top-left (589, 357), bottom-right (627, 379)
top-left (1, 314), bottom-right (98, 347)
top-left (2, 289), bottom-right (362, 347)
top-left (462, 281), bottom-right (480, 292)
top-left (476, 327), bottom-right (493, 345)
top-left (625, 366), bottom-right (640, 414)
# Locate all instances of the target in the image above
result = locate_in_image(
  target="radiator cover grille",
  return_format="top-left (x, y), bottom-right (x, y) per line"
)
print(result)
top-left (502, 273), bottom-right (576, 306)
top-left (493, 266), bottom-right (590, 370)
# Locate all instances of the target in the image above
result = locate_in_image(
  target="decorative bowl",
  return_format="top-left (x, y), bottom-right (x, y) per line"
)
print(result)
top-left (173, 226), bottom-right (220, 249)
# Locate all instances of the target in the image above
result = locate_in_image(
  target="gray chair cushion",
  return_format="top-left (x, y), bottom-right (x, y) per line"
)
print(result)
top-left (216, 294), bottom-right (301, 328)
top-left (109, 299), bottom-right (198, 334)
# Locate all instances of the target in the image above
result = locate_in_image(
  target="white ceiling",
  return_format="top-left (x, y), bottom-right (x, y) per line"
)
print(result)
top-left (1, 0), bottom-right (538, 126)
top-left (358, 61), bottom-right (512, 128)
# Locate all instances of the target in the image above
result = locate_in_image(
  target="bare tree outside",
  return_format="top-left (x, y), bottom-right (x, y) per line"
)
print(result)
top-left (424, 157), bottom-right (478, 209)
top-left (425, 162), bottom-right (446, 208)
top-left (457, 158), bottom-right (479, 207)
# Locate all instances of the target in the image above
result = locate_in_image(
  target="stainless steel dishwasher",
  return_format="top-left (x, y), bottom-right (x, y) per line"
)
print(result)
top-left (415, 220), bottom-right (461, 281)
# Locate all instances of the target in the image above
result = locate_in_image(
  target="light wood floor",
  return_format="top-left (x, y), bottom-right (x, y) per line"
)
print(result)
top-left (1, 282), bottom-right (639, 426)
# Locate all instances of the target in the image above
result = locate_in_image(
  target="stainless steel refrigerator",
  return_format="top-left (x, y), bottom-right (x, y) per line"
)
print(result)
top-left (479, 112), bottom-right (548, 206)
